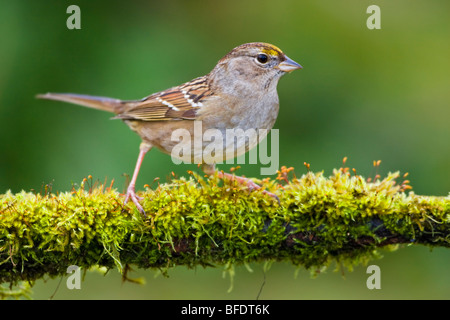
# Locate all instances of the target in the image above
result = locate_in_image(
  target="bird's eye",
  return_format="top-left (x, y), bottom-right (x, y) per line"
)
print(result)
top-left (256, 53), bottom-right (269, 64)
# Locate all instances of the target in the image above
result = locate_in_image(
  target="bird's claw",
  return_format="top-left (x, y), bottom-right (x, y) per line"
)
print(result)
top-left (245, 179), bottom-right (280, 205)
top-left (124, 186), bottom-right (146, 215)
top-left (261, 189), bottom-right (281, 205)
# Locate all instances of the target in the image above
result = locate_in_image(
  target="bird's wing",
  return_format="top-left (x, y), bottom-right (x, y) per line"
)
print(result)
top-left (114, 76), bottom-right (213, 121)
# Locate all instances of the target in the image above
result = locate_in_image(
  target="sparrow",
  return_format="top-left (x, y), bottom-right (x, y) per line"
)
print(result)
top-left (37, 42), bottom-right (302, 214)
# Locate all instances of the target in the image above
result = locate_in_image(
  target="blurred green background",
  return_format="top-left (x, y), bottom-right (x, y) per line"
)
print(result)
top-left (0, 0), bottom-right (449, 299)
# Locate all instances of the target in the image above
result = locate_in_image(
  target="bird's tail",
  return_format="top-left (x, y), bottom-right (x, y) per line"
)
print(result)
top-left (36, 93), bottom-right (127, 114)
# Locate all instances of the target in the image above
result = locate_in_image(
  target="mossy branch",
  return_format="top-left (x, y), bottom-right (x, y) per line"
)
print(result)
top-left (1, 167), bottom-right (449, 293)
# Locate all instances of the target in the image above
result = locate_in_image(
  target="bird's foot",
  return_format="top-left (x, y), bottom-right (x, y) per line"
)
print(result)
top-left (124, 185), bottom-right (146, 215)
top-left (244, 179), bottom-right (280, 204)
top-left (218, 172), bottom-right (280, 204)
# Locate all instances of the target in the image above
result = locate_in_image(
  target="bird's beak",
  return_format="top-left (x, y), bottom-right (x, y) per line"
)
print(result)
top-left (277, 56), bottom-right (302, 73)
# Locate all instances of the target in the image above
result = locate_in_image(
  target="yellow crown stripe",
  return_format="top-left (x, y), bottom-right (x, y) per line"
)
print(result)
top-left (260, 43), bottom-right (283, 56)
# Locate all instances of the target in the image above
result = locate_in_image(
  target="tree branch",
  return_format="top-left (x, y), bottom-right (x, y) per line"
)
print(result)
top-left (1, 168), bottom-right (449, 293)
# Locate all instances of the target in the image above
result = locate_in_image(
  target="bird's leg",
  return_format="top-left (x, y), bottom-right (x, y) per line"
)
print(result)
top-left (124, 143), bottom-right (152, 214)
top-left (202, 164), bottom-right (280, 204)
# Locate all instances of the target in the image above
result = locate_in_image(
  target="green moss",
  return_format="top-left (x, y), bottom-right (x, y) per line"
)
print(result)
top-left (0, 167), bottom-right (449, 298)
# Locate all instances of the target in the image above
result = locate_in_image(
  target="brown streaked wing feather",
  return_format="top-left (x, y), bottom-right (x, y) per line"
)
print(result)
top-left (115, 76), bottom-right (212, 121)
